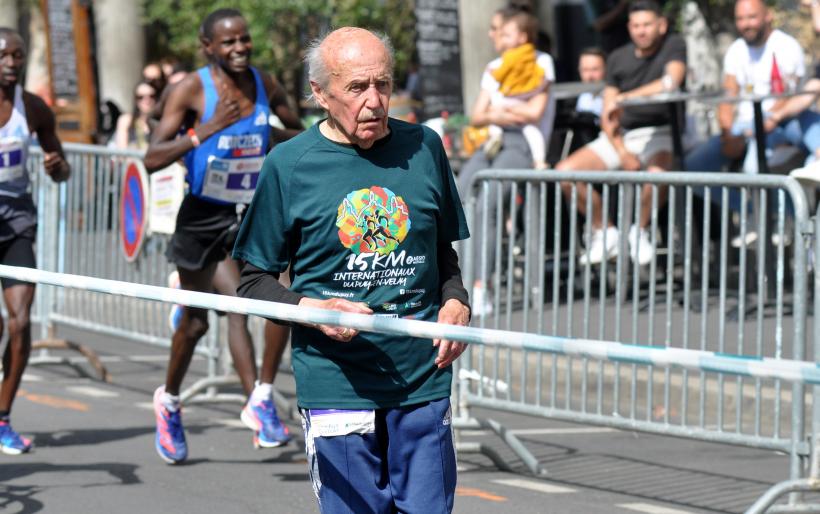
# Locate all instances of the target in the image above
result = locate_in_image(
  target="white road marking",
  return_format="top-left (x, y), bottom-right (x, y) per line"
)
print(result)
top-left (511, 427), bottom-right (617, 436)
top-left (460, 427), bottom-right (617, 437)
top-left (67, 386), bottom-right (119, 398)
top-left (213, 418), bottom-right (247, 429)
top-left (492, 478), bottom-right (576, 494)
top-left (22, 373), bottom-right (42, 382)
top-left (618, 503), bottom-right (696, 514)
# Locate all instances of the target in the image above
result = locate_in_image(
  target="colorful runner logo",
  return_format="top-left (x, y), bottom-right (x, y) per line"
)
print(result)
top-left (336, 186), bottom-right (410, 255)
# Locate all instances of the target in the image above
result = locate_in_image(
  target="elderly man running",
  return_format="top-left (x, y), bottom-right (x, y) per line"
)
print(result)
top-left (234, 27), bottom-right (471, 513)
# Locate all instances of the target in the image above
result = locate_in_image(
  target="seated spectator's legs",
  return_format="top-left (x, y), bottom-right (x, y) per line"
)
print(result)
top-left (554, 137), bottom-right (613, 265)
top-left (641, 150), bottom-right (672, 227)
top-left (457, 150), bottom-right (490, 198)
top-left (780, 109), bottom-right (820, 162)
top-left (684, 135), bottom-right (730, 173)
top-left (554, 136), bottom-right (610, 229)
top-left (460, 131), bottom-right (533, 314)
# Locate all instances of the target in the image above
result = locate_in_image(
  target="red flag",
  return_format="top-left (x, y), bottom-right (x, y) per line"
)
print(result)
top-left (770, 54), bottom-right (784, 95)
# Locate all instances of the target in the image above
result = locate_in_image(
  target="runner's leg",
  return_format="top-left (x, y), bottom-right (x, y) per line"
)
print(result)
top-left (260, 321), bottom-right (289, 384)
top-left (0, 283), bottom-right (35, 412)
top-left (211, 256), bottom-right (255, 395)
top-left (164, 262), bottom-right (217, 396)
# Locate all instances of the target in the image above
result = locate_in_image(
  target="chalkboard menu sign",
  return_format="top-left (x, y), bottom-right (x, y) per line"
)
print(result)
top-left (415, 0), bottom-right (463, 120)
top-left (46, 0), bottom-right (78, 99)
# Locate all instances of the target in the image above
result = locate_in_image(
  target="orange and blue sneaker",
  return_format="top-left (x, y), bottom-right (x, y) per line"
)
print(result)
top-left (153, 386), bottom-right (187, 464)
top-left (0, 421), bottom-right (31, 455)
top-left (240, 398), bottom-right (291, 449)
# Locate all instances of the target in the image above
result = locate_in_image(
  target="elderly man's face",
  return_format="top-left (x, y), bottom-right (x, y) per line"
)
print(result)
top-left (313, 33), bottom-right (392, 149)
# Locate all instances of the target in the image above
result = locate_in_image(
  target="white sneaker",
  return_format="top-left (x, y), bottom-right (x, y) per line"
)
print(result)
top-left (731, 230), bottom-right (758, 248)
top-left (627, 226), bottom-right (654, 266)
top-left (790, 160), bottom-right (820, 183)
top-left (579, 227), bottom-right (619, 265)
top-left (471, 285), bottom-right (494, 317)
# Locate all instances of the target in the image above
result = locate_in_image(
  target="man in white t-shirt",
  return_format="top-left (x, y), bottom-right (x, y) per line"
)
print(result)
top-left (457, 7), bottom-right (555, 315)
top-left (686, 0), bottom-right (820, 174)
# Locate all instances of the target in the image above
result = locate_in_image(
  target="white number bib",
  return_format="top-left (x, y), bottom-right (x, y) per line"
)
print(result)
top-left (200, 155), bottom-right (264, 204)
top-left (0, 137), bottom-right (25, 183)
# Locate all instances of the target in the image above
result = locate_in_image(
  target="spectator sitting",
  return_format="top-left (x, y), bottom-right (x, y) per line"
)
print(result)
top-left (554, 0), bottom-right (686, 267)
top-left (576, 47), bottom-right (607, 117)
top-left (685, 0), bottom-right (820, 176)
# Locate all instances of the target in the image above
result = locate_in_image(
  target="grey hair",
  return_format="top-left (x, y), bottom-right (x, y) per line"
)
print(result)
top-left (304, 28), bottom-right (395, 105)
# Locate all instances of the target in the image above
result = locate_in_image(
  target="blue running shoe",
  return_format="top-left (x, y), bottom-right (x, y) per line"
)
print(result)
top-left (0, 421), bottom-right (31, 455)
top-left (241, 398), bottom-right (291, 449)
top-left (153, 386), bottom-right (187, 464)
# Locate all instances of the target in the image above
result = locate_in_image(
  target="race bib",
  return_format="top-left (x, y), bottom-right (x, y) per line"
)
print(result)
top-left (0, 137), bottom-right (24, 183)
top-left (200, 155), bottom-right (263, 204)
top-left (307, 409), bottom-right (376, 437)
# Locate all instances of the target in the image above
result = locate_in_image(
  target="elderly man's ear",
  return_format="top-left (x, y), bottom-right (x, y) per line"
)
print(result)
top-left (310, 81), bottom-right (330, 110)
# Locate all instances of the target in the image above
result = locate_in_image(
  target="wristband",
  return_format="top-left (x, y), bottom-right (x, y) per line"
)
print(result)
top-left (661, 74), bottom-right (675, 92)
top-left (187, 128), bottom-right (201, 148)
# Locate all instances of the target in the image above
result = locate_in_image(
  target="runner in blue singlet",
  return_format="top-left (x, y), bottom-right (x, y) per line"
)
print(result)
top-left (143, 9), bottom-right (303, 464)
top-left (0, 27), bottom-right (70, 456)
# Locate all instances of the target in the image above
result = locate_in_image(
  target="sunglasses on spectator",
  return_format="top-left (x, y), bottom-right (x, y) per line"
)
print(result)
top-left (136, 93), bottom-right (156, 100)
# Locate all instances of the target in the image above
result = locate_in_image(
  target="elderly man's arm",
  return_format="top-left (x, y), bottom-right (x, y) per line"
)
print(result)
top-left (433, 242), bottom-right (471, 369)
top-left (238, 263), bottom-right (372, 341)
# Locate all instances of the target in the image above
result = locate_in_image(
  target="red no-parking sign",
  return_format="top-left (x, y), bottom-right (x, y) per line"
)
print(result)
top-left (120, 159), bottom-right (149, 262)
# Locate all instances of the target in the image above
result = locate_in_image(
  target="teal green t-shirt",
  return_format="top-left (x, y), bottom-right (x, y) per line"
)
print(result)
top-left (233, 118), bottom-right (470, 409)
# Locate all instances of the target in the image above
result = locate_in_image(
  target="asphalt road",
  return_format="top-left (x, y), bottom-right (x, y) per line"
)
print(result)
top-left (0, 324), bottom-right (793, 514)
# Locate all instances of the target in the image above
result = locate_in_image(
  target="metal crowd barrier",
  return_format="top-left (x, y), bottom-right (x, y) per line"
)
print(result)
top-left (1, 263), bottom-right (820, 512)
top-left (25, 143), bottom-right (273, 406)
top-left (459, 169), bottom-right (812, 510)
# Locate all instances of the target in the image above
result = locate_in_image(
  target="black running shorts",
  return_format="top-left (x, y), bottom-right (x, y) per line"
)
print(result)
top-left (0, 233), bottom-right (36, 289)
top-left (165, 195), bottom-right (242, 271)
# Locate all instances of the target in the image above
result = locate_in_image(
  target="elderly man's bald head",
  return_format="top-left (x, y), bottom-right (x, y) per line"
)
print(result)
top-left (306, 27), bottom-right (394, 92)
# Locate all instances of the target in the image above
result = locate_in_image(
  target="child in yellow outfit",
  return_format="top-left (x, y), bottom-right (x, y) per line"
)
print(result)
top-left (487, 40), bottom-right (550, 169)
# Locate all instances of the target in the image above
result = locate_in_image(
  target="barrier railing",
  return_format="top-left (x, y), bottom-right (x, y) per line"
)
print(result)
top-left (26, 144), bottom-right (272, 405)
top-left (460, 170), bottom-right (811, 504)
top-left (14, 144), bottom-right (818, 510)
top-left (0, 263), bottom-right (818, 512)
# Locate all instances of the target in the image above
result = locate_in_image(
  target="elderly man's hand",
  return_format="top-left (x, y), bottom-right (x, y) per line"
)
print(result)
top-left (433, 298), bottom-right (470, 369)
top-left (298, 297), bottom-right (373, 342)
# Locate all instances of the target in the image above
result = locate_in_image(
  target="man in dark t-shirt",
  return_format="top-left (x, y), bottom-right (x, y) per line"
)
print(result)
top-left (233, 28), bottom-right (471, 513)
top-left (555, 0), bottom-right (686, 267)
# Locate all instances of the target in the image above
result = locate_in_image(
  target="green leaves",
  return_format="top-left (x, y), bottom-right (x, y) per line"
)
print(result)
top-left (142, 0), bottom-right (416, 107)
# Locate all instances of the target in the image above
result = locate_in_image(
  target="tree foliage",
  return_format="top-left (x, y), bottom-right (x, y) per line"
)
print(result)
top-left (142, 0), bottom-right (416, 106)
top-left (663, 0), bottom-right (789, 34)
